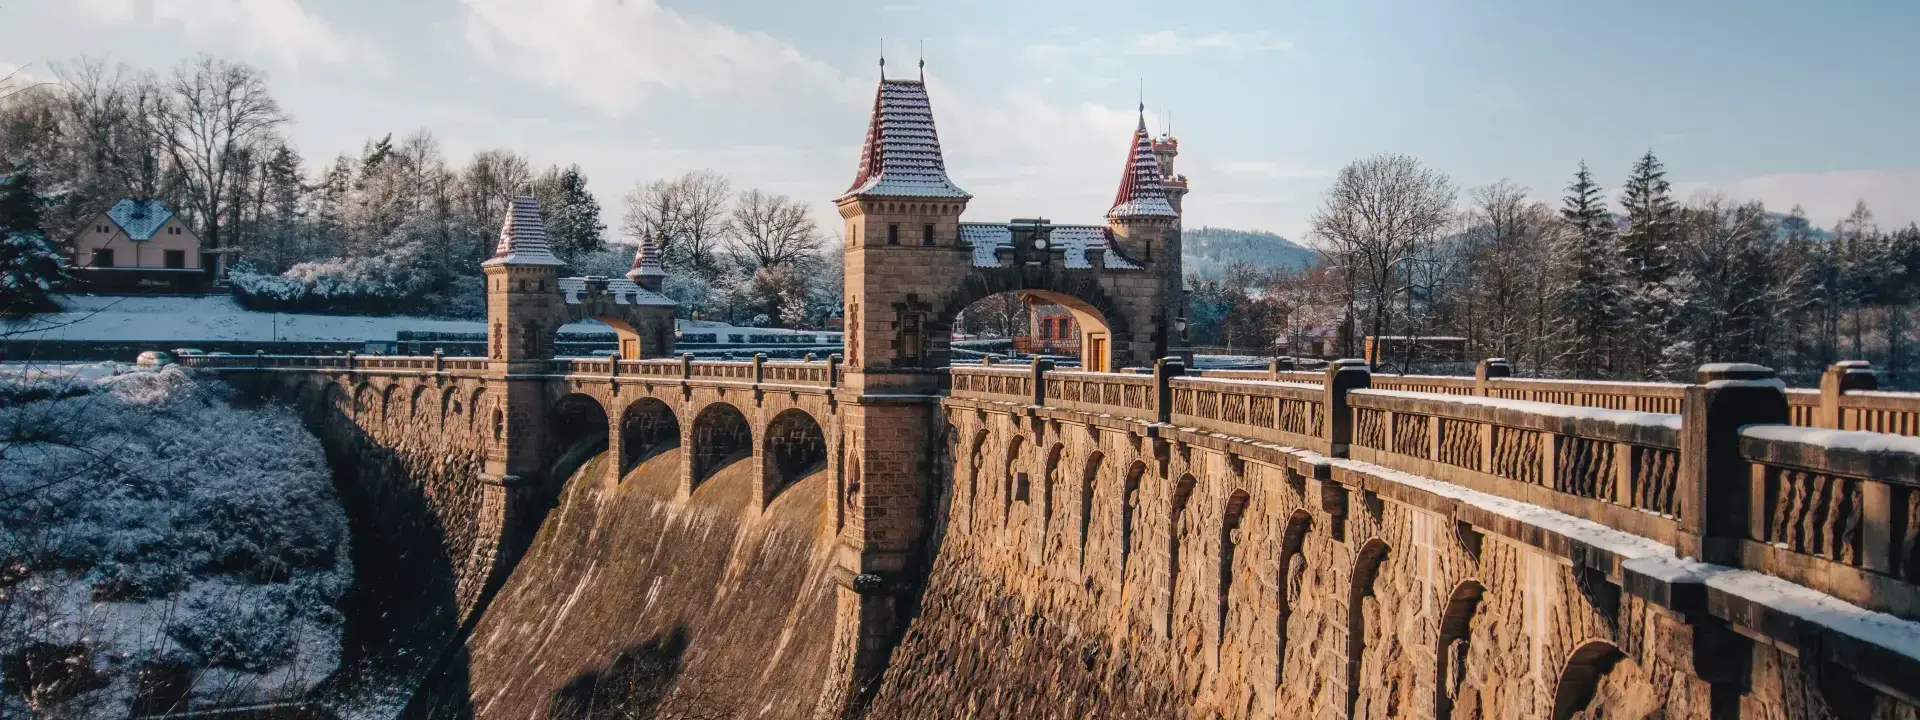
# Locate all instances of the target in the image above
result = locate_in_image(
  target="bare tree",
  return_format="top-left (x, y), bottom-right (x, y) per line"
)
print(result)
top-left (621, 171), bottom-right (732, 280)
top-left (1462, 180), bottom-right (1557, 366)
top-left (156, 54), bottom-right (287, 253)
top-left (1308, 154), bottom-right (1456, 367)
top-left (724, 189), bottom-right (821, 272)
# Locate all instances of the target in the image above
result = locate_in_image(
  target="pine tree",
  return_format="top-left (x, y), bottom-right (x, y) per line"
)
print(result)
top-left (1617, 150), bottom-right (1685, 377)
top-left (0, 165), bottom-right (68, 315)
top-left (533, 165), bottom-right (606, 264)
top-left (1554, 161), bottom-right (1625, 376)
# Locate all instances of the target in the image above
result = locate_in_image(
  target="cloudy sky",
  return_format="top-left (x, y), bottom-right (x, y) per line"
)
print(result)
top-left (4, 0), bottom-right (1917, 242)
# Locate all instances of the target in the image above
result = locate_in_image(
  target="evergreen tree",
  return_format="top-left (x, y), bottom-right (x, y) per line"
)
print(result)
top-left (1554, 161), bottom-right (1625, 376)
top-left (533, 165), bottom-right (606, 264)
top-left (1617, 150), bottom-right (1685, 377)
top-left (0, 165), bottom-right (67, 315)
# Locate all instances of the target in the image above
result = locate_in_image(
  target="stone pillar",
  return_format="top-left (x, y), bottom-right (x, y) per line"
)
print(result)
top-left (1677, 363), bottom-right (1788, 565)
top-left (1154, 357), bottom-right (1185, 424)
top-left (1474, 357), bottom-right (1512, 397)
top-left (1817, 360), bottom-right (1876, 429)
top-left (1322, 359), bottom-right (1372, 458)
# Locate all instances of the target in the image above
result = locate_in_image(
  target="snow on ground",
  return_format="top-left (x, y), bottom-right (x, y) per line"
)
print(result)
top-left (1, 296), bottom-right (828, 344)
top-left (1, 363), bottom-right (349, 717)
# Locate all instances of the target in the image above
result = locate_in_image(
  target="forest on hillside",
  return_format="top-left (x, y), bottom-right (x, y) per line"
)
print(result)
top-left (0, 56), bottom-right (840, 327)
top-left (1184, 154), bottom-right (1920, 387)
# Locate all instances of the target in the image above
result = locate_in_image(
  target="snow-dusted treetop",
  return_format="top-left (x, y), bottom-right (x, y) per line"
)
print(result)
top-left (1106, 110), bottom-right (1179, 220)
top-left (481, 194), bottom-right (566, 267)
top-left (839, 78), bottom-right (971, 202)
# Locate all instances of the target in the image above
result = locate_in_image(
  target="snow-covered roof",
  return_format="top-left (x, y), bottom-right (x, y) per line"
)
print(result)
top-left (1106, 113), bottom-right (1179, 220)
top-left (105, 198), bottom-right (178, 241)
top-left (626, 233), bottom-right (666, 281)
top-left (959, 222), bottom-right (1143, 271)
top-left (558, 277), bottom-right (675, 306)
top-left (481, 195), bottom-right (566, 267)
top-left (838, 79), bottom-right (970, 202)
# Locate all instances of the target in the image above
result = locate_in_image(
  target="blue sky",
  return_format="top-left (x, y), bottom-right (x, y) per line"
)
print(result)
top-left (4, 0), bottom-right (1916, 242)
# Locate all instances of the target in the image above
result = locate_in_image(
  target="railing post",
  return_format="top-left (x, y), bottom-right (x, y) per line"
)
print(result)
top-left (1817, 360), bottom-right (1876, 429)
top-left (345, 351), bottom-right (356, 371)
top-left (433, 349), bottom-right (445, 374)
top-left (1323, 359), bottom-right (1371, 458)
top-left (254, 349), bottom-right (266, 368)
top-left (1678, 363), bottom-right (1789, 565)
top-left (752, 353), bottom-right (767, 384)
top-left (1268, 356), bottom-right (1294, 380)
top-left (1031, 358), bottom-right (1053, 406)
top-left (1153, 357), bottom-right (1185, 424)
top-left (680, 353), bottom-right (694, 380)
top-left (607, 351), bottom-right (621, 377)
top-left (1475, 357), bottom-right (1512, 397)
top-left (827, 354), bottom-right (842, 388)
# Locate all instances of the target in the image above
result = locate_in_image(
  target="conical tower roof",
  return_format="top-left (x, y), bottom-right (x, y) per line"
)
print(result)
top-left (1106, 110), bottom-right (1178, 220)
top-left (626, 232), bottom-right (666, 282)
top-left (838, 77), bottom-right (969, 201)
top-left (481, 194), bottom-right (565, 267)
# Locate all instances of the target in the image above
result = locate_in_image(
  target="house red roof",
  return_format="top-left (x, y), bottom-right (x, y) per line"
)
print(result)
top-left (839, 78), bottom-right (969, 201)
top-left (1107, 111), bottom-right (1178, 220)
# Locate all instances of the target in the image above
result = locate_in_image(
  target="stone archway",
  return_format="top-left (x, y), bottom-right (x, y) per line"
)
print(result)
top-left (547, 393), bottom-right (610, 486)
top-left (941, 281), bottom-right (1131, 372)
top-left (1346, 538), bottom-right (1391, 719)
top-left (762, 408), bottom-right (826, 503)
top-left (690, 402), bottom-right (751, 486)
top-left (1167, 473), bottom-right (1198, 636)
top-left (1276, 509), bottom-right (1313, 689)
top-left (1435, 580), bottom-right (1486, 720)
top-left (619, 397), bottom-right (680, 477)
top-left (1550, 640), bottom-right (1659, 720)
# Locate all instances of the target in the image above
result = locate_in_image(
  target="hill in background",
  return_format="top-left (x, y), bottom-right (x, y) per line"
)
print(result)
top-left (1182, 227), bottom-right (1318, 279)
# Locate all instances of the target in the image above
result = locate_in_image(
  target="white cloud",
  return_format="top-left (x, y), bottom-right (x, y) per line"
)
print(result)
top-left (459, 0), bottom-right (863, 115)
top-left (1214, 159), bottom-right (1329, 180)
top-left (1127, 30), bottom-right (1294, 56)
top-left (73, 0), bottom-right (381, 69)
top-left (1676, 169), bottom-right (1920, 230)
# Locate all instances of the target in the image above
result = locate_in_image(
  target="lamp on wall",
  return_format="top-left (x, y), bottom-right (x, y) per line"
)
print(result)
top-left (1174, 316), bottom-right (1188, 334)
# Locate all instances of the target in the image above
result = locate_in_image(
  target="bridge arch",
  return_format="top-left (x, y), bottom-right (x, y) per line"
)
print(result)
top-left (1119, 459), bottom-right (1146, 580)
top-left (762, 408), bottom-right (826, 503)
top-left (438, 385), bottom-right (459, 429)
top-left (1076, 450), bottom-right (1104, 570)
top-left (1166, 473), bottom-right (1198, 635)
top-left (1217, 489), bottom-right (1251, 658)
top-left (1549, 640), bottom-right (1627, 720)
top-left (1346, 537), bottom-right (1391, 719)
top-left (690, 401), bottom-right (751, 486)
top-left (410, 384), bottom-right (429, 419)
top-left (937, 267), bottom-right (1137, 371)
top-left (1003, 434), bottom-right (1030, 525)
top-left (547, 393), bottom-right (610, 485)
top-left (1435, 580), bottom-right (1487, 720)
top-left (966, 428), bottom-right (990, 532)
top-left (1275, 509), bottom-right (1313, 688)
top-left (618, 397), bottom-right (680, 477)
top-left (1041, 443), bottom-right (1065, 539)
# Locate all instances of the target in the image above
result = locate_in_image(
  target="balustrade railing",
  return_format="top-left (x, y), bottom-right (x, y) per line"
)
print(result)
top-left (1045, 370), bottom-right (1156, 421)
top-left (1739, 424), bottom-right (1920, 614)
top-left (949, 364), bottom-right (1038, 405)
top-left (762, 361), bottom-right (833, 387)
top-left (1170, 377), bottom-right (1325, 451)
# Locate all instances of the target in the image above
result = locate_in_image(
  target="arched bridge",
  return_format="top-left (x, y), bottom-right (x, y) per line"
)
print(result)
top-left (183, 350), bottom-right (1920, 719)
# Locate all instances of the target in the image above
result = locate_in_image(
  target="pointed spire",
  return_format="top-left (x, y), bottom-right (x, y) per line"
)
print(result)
top-left (918, 41), bottom-right (925, 82)
top-left (1108, 108), bottom-right (1177, 220)
top-left (839, 74), bottom-right (970, 202)
top-left (626, 231), bottom-right (667, 290)
top-left (481, 194), bottom-right (566, 267)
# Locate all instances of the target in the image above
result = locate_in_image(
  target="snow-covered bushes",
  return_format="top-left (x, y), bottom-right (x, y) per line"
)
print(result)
top-left (231, 255), bottom-right (436, 315)
top-left (0, 363), bottom-right (348, 716)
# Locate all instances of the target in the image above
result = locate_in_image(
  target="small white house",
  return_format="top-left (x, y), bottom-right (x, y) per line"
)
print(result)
top-left (69, 198), bottom-right (219, 293)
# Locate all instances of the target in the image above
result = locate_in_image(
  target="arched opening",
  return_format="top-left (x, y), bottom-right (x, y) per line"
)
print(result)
top-left (763, 408), bottom-right (826, 501)
top-left (1435, 580), bottom-right (1486, 720)
top-left (352, 384), bottom-right (373, 419)
top-left (469, 387), bottom-right (487, 431)
top-left (968, 429), bottom-right (990, 533)
top-left (379, 384), bottom-right (398, 422)
top-left (619, 398), bottom-right (680, 476)
top-left (1077, 451), bottom-right (1105, 570)
top-left (1167, 473), bottom-right (1198, 635)
top-left (690, 402), bottom-right (752, 485)
top-left (1120, 460), bottom-right (1146, 581)
top-left (439, 385), bottom-right (460, 429)
top-left (410, 385), bottom-right (428, 419)
top-left (949, 289), bottom-right (1119, 371)
top-left (1218, 490), bottom-right (1250, 657)
top-left (1275, 509), bottom-right (1312, 689)
top-left (1042, 443), bottom-right (1065, 541)
top-left (1003, 434), bottom-right (1030, 525)
top-left (1347, 539), bottom-right (1391, 719)
top-left (547, 393), bottom-right (611, 485)
top-left (1550, 641), bottom-right (1626, 720)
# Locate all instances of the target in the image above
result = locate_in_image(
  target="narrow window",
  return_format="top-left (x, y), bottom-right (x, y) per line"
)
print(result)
top-left (923, 224), bottom-right (935, 246)
top-left (887, 223), bottom-right (900, 245)
top-left (93, 249), bottom-right (115, 268)
top-left (900, 313), bottom-right (922, 365)
top-left (1145, 240), bottom-right (1153, 262)
top-left (164, 250), bottom-right (186, 269)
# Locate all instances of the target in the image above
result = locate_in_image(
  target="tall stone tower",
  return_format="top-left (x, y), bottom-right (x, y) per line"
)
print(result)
top-left (826, 67), bottom-right (972, 708)
top-left (481, 194), bottom-right (567, 486)
top-left (1106, 108), bottom-right (1189, 360)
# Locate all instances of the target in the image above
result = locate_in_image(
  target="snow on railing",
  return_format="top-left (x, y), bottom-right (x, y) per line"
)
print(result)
top-left (1170, 376), bottom-right (1325, 450)
top-left (1739, 424), bottom-right (1920, 612)
top-left (1046, 370), bottom-right (1156, 421)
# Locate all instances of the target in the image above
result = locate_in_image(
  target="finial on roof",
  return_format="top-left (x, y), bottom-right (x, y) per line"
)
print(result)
top-left (918, 41), bottom-right (925, 81)
top-left (879, 41), bottom-right (886, 79)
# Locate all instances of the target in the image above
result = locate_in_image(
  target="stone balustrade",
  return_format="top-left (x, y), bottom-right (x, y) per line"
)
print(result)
top-left (1170, 376), bottom-right (1326, 451)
